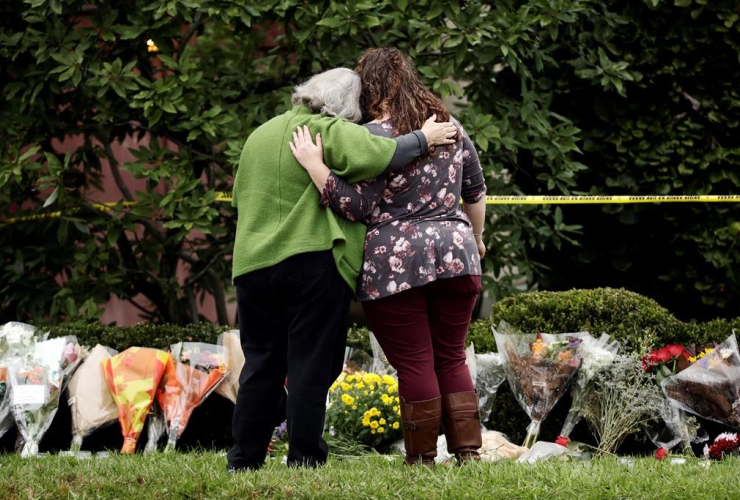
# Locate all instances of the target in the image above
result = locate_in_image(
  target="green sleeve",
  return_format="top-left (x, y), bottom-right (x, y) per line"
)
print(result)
top-left (320, 119), bottom-right (397, 184)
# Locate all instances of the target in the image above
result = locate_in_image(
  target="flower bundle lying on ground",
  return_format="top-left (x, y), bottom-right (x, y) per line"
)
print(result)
top-left (559, 333), bottom-right (620, 444)
top-left (326, 372), bottom-right (402, 449)
top-left (8, 336), bottom-right (82, 457)
top-left (157, 342), bottom-right (227, 452)
top-left (662, 333), bottom-right (740, 428)
top-left (493, 322), bottom-right (584, 448)
top-left (102, 347), bottom-right (173, 454)
top-left (704, 432), bottom-right (740, 460)
top-left (66, 345), bottom-right (119, 452)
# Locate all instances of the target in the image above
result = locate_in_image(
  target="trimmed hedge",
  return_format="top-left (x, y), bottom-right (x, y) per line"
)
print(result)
top-left (22, 288), bottom-right (740, 453)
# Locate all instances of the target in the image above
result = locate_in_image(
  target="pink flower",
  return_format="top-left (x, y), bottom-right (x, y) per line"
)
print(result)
top-left (450, 259), bottom-right (465, 274)
top-left (444, 193), bottom-right (457, 207)
top-left (389, 256), bottom-right (406, 273)
top-left (374, 246), bottom-right (387, 255)
top-left (398, 283), bottom-right (411, 292)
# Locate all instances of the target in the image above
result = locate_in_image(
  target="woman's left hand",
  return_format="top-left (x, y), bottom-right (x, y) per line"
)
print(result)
top-left (290, 125), bottom-right (324, 171)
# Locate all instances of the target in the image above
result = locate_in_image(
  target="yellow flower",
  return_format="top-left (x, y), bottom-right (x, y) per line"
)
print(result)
top-left (379, 418), bottom-right (386, 425)
top-left (344, 410), bottom-right (348, 414)
top-left (378, 427), bottom-right (385, 433)
top-left (689, 356), bottom-right (697, 363)
top-left (362, 418), bottom-right (370, 427)
top-left (364, 391), bottom-right (369, 396)
top-left (346, 375), bottom-right (355, 383)
top-left (370, 421), bottom-right (379, 429)
top-left (371, 430), bottom-right (376, 434)
top-left (393, 422), bottom-right (400, 430)
top-left (369, 384), bottom-right (376, 391)
top-left (382, 375), bottom-right (397, 385)
top-left (355, 382), bottom-right (365, 389)
top-left (341, 383), bottom-right (351, 391)
top-left (394, 396), bottom-right (400, 403)
top-left (352, 405), bottom-right (357, 410)
top-left (341, 394), bottom-right (355, 406)
top-left (381, 394), bottom-right (390, 405)
top-left (393, 405), bottom-right (399, 412)
top-left (370, 407), bottom-right (380, 417)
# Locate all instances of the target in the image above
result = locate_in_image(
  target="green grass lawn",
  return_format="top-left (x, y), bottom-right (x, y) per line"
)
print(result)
top-left (0, 452), bottom-right (737, 499)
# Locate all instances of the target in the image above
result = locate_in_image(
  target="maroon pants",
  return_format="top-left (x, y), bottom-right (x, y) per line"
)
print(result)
top-left (362, 275), bottom-right (482, 403)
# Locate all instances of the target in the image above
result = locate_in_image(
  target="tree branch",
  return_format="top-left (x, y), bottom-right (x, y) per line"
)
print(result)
top-left (185, 247), bottom-right (230, 287)
top-left (177, 13), bottom-right (203, 60)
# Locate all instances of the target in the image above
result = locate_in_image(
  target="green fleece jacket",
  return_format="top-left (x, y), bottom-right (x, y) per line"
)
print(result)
top-left (231, 105), bottom-right (397, 291)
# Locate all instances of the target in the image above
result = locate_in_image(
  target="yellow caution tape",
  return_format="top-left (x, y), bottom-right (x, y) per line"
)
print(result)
top-left (3, 193), bottom-right (740, 227)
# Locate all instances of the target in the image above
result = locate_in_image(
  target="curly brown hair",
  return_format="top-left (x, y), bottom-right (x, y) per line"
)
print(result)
top-left (355, 47), bottom-right (455, 138)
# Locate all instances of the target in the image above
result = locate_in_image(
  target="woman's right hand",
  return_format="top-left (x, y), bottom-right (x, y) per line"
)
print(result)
top-left (421, 114), bottom-right (458, 146)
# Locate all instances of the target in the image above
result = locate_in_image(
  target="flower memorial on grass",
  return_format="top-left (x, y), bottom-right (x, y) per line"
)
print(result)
top-left (157, 342), bottom-right (227, 452)
top-left (215, 331), bottom-right (244, 404)
top-left (326, 372), bottom-right (402, 449)
top-left (8, 336), bottom-right (82, 457)
top-left (102, 347), bottom-right (174, 454)
top-left (465, 343), bottom-right (506, 425)
top-left (493, 324), bottom-right (584, 448)
top-left (662, 333), bottom-right (740, 428)
top-left (559, 333), bottom-right (619, 444)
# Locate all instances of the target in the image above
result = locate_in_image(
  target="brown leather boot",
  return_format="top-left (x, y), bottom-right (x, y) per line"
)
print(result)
top-left (442, 391), bottom-right (482, 463)
top-left (400, 397), bottom-right (442, 466)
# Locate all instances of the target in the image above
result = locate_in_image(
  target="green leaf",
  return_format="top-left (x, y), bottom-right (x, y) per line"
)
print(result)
top-left (43, 187), bottom-right (59, 208)
top-left (317, 16), bottom-right (345, 28)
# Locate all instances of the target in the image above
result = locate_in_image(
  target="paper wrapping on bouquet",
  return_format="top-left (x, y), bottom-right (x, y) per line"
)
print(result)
top-left (102, 347), bottom-right (173, 454)
top-left (157, 342), bottom-right (227, 452)
top-left (67, 345), bottom-right (119, 452)
top-left (480, 430), bottom-right (528, 462)
top-left (493, 322), bottom-right (585, 448)
top-left (560, 333), bottom-right (619, 438)
top-left (516, 441), bottom-right (569, 464)
top-left (465, 343), bottom-right (506, 426)
top-left (215, 331), bottom-right (244, 404)
top-left (8, 336), bottom-right (82, 457)
top-left (662, 332), bottom-right (740, 429)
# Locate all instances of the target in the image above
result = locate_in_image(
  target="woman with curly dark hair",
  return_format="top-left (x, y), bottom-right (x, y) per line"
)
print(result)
top-left (290, 48), bottom-right (487, 465)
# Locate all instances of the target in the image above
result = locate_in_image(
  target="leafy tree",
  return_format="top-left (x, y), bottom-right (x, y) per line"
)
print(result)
top-left (1, 0), bottom-right (737, 324)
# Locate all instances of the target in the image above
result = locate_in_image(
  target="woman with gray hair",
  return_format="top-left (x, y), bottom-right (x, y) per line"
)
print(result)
top-left (228, 67), bottom-right (457, 472)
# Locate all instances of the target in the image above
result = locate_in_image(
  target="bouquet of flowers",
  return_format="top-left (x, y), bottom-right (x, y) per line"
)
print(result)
top-left (370, 332), bottom-right (395, 377)
top-left (704, 432), bottom-right (740, 460)
top-left (493, 323), bottom-right (584, 448)
top-left (156, 342), bottom-right (227, 452)
top-left (326, 372), bottom-right (402, 449)
top-left (0, 322), bottom-right (47, 439)
top-left (67, 345), bottom-right (119, 452)
top-left (662, 333), bottom-right (740, 428)
top-left (559, 333), bottom-right (619, 442)
top-left (102, 347), bottom-right (174, 454)
top-left (144, 403), bottom-right (167, 454)
top-left (465, 343), bottom-right (505, 426)
top-left (215, 331), bottom-right (244, 404)
top-left (8, 336), bottom-right (82, 457)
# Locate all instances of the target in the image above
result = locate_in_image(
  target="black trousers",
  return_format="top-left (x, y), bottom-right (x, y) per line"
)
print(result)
top-left (227, 250), bottom-right (352, 469)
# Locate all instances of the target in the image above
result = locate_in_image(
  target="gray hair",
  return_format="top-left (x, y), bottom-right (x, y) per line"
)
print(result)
top-left (291, 68), bottom-right (362, 123)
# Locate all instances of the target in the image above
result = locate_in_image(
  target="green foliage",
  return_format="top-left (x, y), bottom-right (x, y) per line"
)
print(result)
top-left (43, 322), bottom-right (232, 352)
top-left (2, 0), bottom-right (739, 325)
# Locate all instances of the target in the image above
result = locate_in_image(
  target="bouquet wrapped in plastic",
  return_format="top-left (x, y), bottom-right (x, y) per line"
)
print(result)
top-left (370, 332), bottom-right (395, 378)
top-left (493, 323), bottom-right (584, 448)
top-left (144, 403), bottom-right (167, 454)
top-left (662, 332), bottom-right (740, 428)
top-left (157, 342), bottom-right (227, 452)
top-left (0, 322), bottom-right (46, 440)
top-left (8, 336), bottom-right (82, 457)
top-left (102, 347), bottom-right (174, 454)
top-left (215, 331), bottom-right (244, 404)
top-left (67, 345), bottom-right (119, 452)
top-left (645, 397), bottom-right (704, 455)
top-left (559, 333), bottom-right (619, 440)
top-left (465, 343), bottom-right (505, 426)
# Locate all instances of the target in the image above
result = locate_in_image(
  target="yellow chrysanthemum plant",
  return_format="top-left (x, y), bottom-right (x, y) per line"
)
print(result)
top-left (326, 372), bottom-right (403, 448)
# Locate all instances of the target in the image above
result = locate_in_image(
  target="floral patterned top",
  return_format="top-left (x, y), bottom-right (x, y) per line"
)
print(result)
top-left (320, 118), bottom-right (486, 301)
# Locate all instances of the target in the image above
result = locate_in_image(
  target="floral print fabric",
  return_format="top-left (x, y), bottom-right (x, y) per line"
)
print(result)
top-left (320, 118), bottom-right (486, 301)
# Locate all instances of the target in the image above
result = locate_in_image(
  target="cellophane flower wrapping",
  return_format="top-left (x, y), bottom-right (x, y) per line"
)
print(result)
top-left (645, 397), bottom-right (704, 454)
top-left (662, 332), bottom-right (740, 428)
top-left (144, 403), bottom-right (166, 454)
top-left (465, 343), bottom-right (505, 426)
top-left (157, 342), bottom-right (227, 452)
top-left (8, 336), bottom-right (82, 457)
top-left (493, 322), bottom-right (584, 448)
top-left (67, 345), bottom-right (119, 452)
top-left (215, 331), bottom-right (244, 404)
top-left (343, 347), bottom-right (374, 374)
top-left (326, 372), bottom-right (402, 449)
top-left (0, 322), bottom-right (46, 439)
top-left (560, 333), bottom-right (619, 438)
top-left (370, 331), bottom-right (396, 378)
top-left (102, 347), bottom-right (173, 454)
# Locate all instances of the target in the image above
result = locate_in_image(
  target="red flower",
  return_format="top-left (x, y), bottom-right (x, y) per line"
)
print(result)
top-left (654, 447), bottom-right (668, 460)
top-left (708, 434), bottom-right (740, 460)
top-left (555, 436), bottom-right (569, 447)
top-left (641, 354), bottom-right (654, 372)
top-left (654, 348), bottom-right (671, 363)
top-left (665, 344), bottom-right (686, 359)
